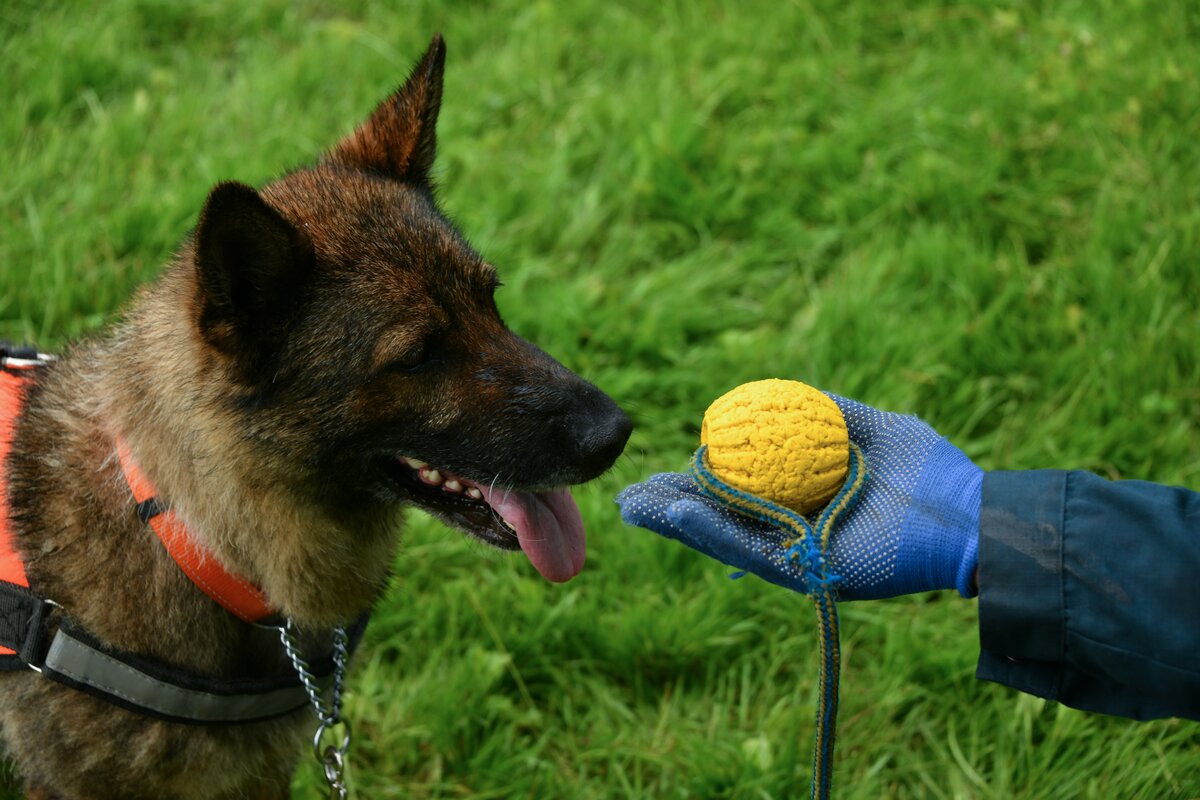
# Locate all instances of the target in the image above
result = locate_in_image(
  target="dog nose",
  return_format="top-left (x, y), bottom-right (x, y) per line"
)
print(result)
top-left (572, 388), bottom-right (633, 479)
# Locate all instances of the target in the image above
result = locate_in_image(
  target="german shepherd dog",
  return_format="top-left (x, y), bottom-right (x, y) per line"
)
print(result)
top-left (0, 36), bottom-right (631, 798)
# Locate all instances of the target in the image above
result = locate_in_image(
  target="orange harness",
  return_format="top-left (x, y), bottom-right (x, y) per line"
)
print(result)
top-left (0, 353), bottom-right (362, 725)
top-left (0, 366), bottom-right (35, 657)
top-left (0, 362), bottom-right (275, 625)
top-left (115, 439), bottom-right (274, 623)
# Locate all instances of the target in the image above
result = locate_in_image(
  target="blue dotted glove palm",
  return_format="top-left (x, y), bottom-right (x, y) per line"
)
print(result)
top-left (617, 395), bottom-right (982, 600)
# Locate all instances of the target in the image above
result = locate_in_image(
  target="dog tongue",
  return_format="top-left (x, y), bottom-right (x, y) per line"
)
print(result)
top-left (477, 486), bottom-right (586, 582)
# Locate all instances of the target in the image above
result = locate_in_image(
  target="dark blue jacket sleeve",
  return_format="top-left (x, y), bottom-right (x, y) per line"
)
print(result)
top-left (977, 470), bottom-right (1200, 721)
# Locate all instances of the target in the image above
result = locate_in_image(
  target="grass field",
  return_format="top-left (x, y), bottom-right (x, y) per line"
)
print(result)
top-left (3, 1), bottom-right (1199, 797)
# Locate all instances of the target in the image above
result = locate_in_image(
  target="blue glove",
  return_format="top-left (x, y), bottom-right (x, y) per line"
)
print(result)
top-left (617, 395), bottom-right (982, 600)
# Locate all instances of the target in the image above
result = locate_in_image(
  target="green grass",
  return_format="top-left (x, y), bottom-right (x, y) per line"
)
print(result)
top-left (3, 1), bottom-right (1199, 797)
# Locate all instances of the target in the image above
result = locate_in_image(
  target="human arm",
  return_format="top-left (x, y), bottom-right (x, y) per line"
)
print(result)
top-left (978, 470), bottom-right (1200, 721)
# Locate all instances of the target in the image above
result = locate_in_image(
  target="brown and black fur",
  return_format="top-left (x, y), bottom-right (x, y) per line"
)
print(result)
top-left (0, 36), bottom-right (631, 799)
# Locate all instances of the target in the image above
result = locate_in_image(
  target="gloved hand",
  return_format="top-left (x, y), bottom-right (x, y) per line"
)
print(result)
top-left (617, 394), bottom-right (982, 599)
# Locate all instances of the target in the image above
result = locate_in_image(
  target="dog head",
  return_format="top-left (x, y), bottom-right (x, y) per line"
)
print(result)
top-left (189, 36), bottom-right (631, 582)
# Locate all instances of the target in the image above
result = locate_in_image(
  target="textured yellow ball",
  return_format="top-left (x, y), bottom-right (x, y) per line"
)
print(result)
top-left (700, 379), bottom-right (849, 515)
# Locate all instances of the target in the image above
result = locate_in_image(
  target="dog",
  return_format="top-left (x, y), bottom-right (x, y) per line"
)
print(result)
top-left (0, 35), bottom-right (631, 799)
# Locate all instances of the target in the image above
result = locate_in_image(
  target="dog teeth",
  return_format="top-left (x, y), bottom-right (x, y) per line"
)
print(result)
top-left (404, 457), bottom-right (483, 501)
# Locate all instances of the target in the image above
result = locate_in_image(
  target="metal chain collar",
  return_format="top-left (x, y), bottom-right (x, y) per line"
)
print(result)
top-left (279, 620), bottom-right (352, 799)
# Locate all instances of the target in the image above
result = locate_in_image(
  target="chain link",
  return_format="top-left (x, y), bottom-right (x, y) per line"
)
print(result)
top-left (321, 745), bottom-right (349, 800)
top-left (280, 620), bottom-right (352, 799)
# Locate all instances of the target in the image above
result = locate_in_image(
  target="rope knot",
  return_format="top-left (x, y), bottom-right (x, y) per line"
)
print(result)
top-left (785, 542), bottom-right (843, 594)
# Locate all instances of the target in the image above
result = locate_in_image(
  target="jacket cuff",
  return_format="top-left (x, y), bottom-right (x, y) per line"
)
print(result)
top-left (975, 470), bottom-right (1068, 700)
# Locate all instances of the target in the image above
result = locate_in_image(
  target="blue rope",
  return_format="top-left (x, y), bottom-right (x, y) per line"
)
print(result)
top-left (691, 443), bottom-right (866, 800)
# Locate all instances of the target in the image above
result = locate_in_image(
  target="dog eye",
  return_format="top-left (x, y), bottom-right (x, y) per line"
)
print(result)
top-left (386, 349), bottom-right (436, 374)
top-left (381, 338), bottom-right (439, 374)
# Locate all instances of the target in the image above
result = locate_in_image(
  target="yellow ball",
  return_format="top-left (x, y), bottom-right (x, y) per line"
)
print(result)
top-left (700, 379), bottom-right (849, 515)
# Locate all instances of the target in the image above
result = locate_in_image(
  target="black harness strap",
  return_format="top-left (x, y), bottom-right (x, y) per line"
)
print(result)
top-left (0, 579), bottom-right (368, 726)
top-left (42, 622), bottom-right (322, 725)
top-left (0, 580), bottom-right (54, 671)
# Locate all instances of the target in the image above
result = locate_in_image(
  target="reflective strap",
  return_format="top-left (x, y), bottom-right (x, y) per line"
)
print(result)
top-left (42, 629), bottom-right (321, 725)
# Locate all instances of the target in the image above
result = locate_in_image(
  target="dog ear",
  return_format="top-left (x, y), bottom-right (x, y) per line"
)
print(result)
top-left (328, 34), bottom-right (446, 185)
top-left (194, 181), bottom-right (313, 378)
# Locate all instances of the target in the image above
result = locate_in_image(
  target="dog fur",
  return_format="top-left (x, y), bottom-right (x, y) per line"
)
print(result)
top-left (0, 36), bottom-right (631, 798)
